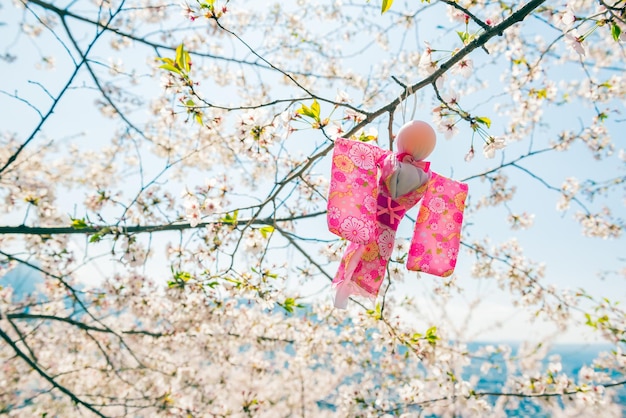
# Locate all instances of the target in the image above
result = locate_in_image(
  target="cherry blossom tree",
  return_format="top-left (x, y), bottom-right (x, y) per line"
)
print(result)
top-left (1, 0), bottom-right (625, 416)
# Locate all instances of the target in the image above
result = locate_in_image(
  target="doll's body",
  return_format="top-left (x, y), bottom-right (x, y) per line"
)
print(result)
top-left (388, 121), bottom-right (437, 199)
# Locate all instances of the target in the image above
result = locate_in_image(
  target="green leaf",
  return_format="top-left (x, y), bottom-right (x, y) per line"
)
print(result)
top-left (296, 104), bottom-right (314, 118)
top-left (611, 23), bottom-right (621, 42)
top-left (381, 0), bottom-right (394, 14)
top-left (159, 63), bottom-right (182, 75)
top-left (175, 44), bottom-right (190, 73)
top-left (295, 99), bottom-right (321, 122)
top-left (366, 303), bottom-right (382, 320)
top-left (168, 268), bottom-right (193, 288)
top-left (224, 277), bottom-right (243, 288)
top-left (183, 51), bottom-right (191, 73)
top-left (425, 326), bottom-right (439, 344)
top-left (194, 112), bottom-right (203, 126)
top-left (71, 217), bottom-right (88, 230)
top-left (281, 297), bottom-right (295, 313)
top-left (89, 227), bottom-right (111, 243)
top-left (174, 270), bottom-right (192, 282)
top-left (475, 116), bottom-right (491, 128)
top-left (259, 225), bottom-right (274, 239)
top-left (220, 210), bottom-right (239, 225)
top-left (200, 0), bottom-right (215, 9)
top-left (158, 57), bottom-right (175, 65)
top-left (456, 30), bottom-right (469, 44)
top-left (263, 270), bottom-right (278, 279)
top-left (358, 131), bottom-right (377, 142)
top-left (175, 44), bottom-right (184, 68)
top-left (279, 297), bottom-right (303, 314)
top-left (311, 99), bottom-right (321, 120)
top-left (584, 313), bottom-right (596, 328)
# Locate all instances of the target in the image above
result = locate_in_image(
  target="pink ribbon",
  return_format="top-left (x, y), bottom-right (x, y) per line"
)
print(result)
top-left (397, 152), bottom-right (431, 172)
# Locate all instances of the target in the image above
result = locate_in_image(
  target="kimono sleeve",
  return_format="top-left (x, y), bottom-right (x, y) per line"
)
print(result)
top-left (327, 138), bottom-right (388, 245)
top-left (406, 172), bottom-right (468, 277)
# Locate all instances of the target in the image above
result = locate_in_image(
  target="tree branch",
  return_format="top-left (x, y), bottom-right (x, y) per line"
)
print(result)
top-left (5, 312), bottom-right (172, 338)
top-left (0, 326), bottom-right (107, 417)
top-left (0, 211), bottom-right (325, 236)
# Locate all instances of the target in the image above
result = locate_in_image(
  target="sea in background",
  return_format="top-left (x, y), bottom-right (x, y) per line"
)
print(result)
top-left (464, 341), bottom-right (626, 416)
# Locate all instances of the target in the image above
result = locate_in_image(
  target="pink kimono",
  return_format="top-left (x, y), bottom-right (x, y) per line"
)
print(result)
top-left (327, 138), bottom-right (468, 308)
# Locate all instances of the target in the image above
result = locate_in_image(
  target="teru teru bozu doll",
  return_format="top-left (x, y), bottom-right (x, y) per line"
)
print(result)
top-left (327, 121), bottom-right (469, 309)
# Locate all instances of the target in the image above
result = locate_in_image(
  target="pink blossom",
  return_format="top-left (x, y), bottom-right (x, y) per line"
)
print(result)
top-left (452, 59), bottom-right (473, 78)
top-left (483, 136), bottom-right (506, 158)
top-left (326, 123), bottom-right (344, 140)
top-left (565, 31), bottom-right (585, 56)
top-left (553, 10), bottom-right (575, 31)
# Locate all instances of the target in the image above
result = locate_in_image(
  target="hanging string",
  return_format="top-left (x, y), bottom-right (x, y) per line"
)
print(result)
top-left (401, 84), bottom-right (416, 123)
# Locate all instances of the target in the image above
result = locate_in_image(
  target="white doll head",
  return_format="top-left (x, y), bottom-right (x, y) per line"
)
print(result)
top-left (395, 120), bottom-right (437, 161)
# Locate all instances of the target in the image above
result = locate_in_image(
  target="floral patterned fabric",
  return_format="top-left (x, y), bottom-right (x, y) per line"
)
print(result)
top-left (327, 138), bottom-right (468, 308)
top-left (406, 173), bottom-right (468, 277)
top-left (327, 140), bottom-right (386, 244)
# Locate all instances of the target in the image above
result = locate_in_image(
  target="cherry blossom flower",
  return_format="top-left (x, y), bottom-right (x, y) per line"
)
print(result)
top-left (452, 58), bottom-right (473, 78)
top-left (437, 118), bottom-right (460, 139)
top-left (442, 90), bottom-right (460, 107)
top-left (184, 195), bottom-right (202, 227)
top-left (179, 1), bottom-right (197, 21)
top-left (326, 123), bottom-right (344, 140)
top-left (553, 9), bottom-right (575, 31)
top-left (334, 90), bottom-right (351, 103)
top-left (565, 30), bottom-right (586, 56)
top-left (418, 54), bottom-right (438, 76)
top-left (464, 146), bottom-right (475, 162)
top-left (344, 108), bottom-right (365, 123)
top-left (508, 212), bottom-right (535, 230)
top-left (483, 136), bottom-right (506, 158)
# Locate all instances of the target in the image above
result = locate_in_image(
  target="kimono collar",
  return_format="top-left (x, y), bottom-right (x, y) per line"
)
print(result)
top-left (396, 152), bottom-right (431, 172)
